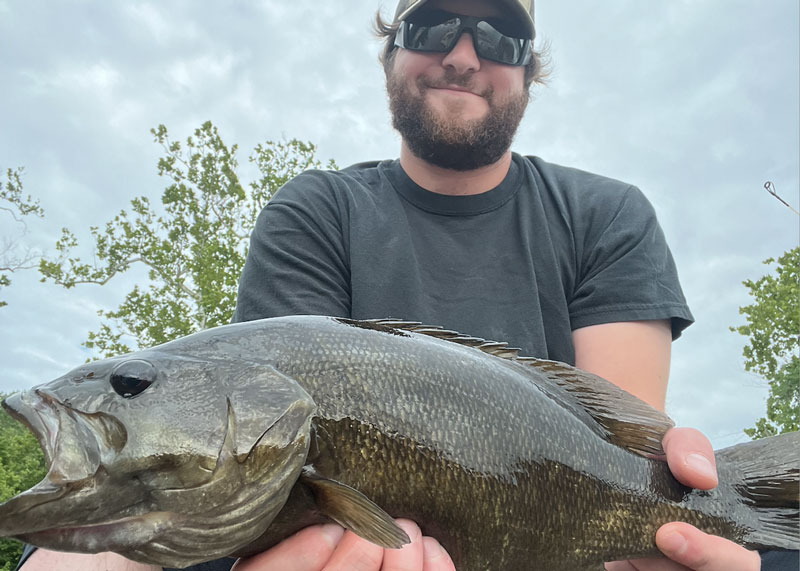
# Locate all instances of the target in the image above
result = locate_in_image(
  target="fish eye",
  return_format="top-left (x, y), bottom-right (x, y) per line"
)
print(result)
top-left (110, 360), bottom-right (156, 398)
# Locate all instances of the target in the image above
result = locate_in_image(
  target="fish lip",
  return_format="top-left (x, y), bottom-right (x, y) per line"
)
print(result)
top-left (2, 391), bottom-right (57, 471)
top-left (0, 389), bottom-right (121, 506)
top-left (15, 511), bottom-right (178, 553)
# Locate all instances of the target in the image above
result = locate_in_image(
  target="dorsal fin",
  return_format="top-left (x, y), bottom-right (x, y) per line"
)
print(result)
top-left (353, 318), bottom-right (524, 359)
top-left (514, 357), bottom-right (674, 456)
top-left (347, 318), bottom-right (674, 458)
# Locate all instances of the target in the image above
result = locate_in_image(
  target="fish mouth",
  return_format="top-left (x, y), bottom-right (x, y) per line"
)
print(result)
top-left (3, 391), bottom-right (58, 472)
top-left (0, 391), bottom-right (129, 535)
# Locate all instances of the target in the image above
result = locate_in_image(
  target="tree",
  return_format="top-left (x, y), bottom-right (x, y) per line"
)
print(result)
top-left (0, 393), bottom-right (47, 571)
top-left (1, 168), bottom-right (44, 308)
top-left (40, 121), bottom-right (335, 357)
top-left (731, 246), bottom-right (800, 439)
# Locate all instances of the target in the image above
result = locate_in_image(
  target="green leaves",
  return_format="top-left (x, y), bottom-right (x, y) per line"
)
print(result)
top-left (731, 247), bottom-right (800, 439)
top-left (39, 121), bottom-right (334, 358)
top-left (1, 167), bottom-right (44, 308)
top-left (0, 168), bottom-right (43, 219)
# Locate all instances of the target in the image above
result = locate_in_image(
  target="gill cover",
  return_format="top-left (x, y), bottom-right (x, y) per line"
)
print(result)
top-left (117, 364), bottom-right (318, 568)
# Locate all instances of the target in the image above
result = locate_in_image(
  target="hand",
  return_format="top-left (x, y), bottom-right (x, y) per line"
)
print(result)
top-left (231, 519), bottom-right (456, 571)
top-left (605, 427), bottom-right (761, 571)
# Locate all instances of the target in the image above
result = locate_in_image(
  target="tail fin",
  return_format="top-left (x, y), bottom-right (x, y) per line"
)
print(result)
top-left (716, 431), bottom-right (799, 550)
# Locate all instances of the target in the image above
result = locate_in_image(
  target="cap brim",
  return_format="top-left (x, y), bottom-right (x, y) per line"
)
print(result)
top-left (394, 0), bottom-right (535, 40)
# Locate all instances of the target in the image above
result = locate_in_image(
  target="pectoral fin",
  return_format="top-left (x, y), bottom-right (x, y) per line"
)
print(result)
top-left (300, 466), bottom-right (410, 549)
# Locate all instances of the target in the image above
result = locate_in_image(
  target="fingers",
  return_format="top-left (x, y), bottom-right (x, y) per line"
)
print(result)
top-left (604, 560), bottom-right (641, 570)
top-left (232, 520), bottom-right (455, 571)
top-left (231, 523), bottom-right (345, 571)
top-left (326, 520), bottom-right (455, 571)
top-left (381, 519), bottom-right (423, 571)
top-left (321, 529), bottom-right (385, 571)
top-left (384, 521), bottom-right (456, 571)
top-left (605, 523), bottom-right (761, 571)
top-left (604, 559), bottom-right (684, 571)
top-left (421, 536), bottom-right (456, 571)
top-left (662, 427), bottom-right (718, 490)
top-left (655, 522), bottom-right (761, 571)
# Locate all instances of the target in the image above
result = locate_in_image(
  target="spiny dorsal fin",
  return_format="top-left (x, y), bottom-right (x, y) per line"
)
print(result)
top-left (350, 318), bottom-right (673, 458)
top-left (355, 319), bottom-right (524, 359)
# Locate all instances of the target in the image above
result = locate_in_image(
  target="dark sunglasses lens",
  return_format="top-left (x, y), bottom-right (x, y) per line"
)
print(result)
top-left (475, 21), bottom-right (524, 65)
top-left (397, 13), bottom-right (530, 66)
top-left (405, 18), bottom-right (461, 52)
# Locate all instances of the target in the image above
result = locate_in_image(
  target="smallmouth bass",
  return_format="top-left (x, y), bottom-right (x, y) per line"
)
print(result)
top-left (1, 316), bottom-right (797, 569)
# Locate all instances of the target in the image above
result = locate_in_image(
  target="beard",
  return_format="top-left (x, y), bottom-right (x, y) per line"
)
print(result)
top-left (387, 67), bottom-right (529, 171)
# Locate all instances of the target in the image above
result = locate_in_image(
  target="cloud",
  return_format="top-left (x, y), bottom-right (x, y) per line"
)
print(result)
top-left (22, 61), bottom-right (122, 99)
top-left (163, 52), bottom-right (239, 92)
top-left (122, 3), bottom-right (201, 45)
top-left (0, 0), bottom-right (797, 452)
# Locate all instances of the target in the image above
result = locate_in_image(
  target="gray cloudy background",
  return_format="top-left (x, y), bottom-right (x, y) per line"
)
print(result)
top-left (1, 1), bottom-right (798, 449)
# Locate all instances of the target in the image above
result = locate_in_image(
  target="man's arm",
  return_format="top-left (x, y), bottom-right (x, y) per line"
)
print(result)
top-left (572, 320), bottom-right (761, 571)
top-left (18, 549), bottom-right (160, 571)
top-left (572, 319), bottom-right (672, 410)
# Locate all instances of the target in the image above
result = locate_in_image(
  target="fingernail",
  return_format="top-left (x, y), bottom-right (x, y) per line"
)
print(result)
top-left (396, 519), bottom-right (421, 545)
top-left (320, 523), bottom-right (345, 547)
top-left (686, 453), bottom-right (718, 484)
top-left (659, 529), bottom-right (688, 555)
top-left (422, 537), bottom-right (445, 561)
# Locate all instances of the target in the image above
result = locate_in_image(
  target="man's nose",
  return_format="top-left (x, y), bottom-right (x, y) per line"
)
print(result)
top-left (441, 32), bottom-right (480, 73)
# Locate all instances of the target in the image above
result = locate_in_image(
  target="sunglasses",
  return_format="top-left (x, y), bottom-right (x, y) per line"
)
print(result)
top-left (394, 10), bottom-right (532, 67)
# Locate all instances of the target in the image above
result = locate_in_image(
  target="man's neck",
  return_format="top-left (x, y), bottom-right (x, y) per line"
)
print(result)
top-left (399, 142), bottom-right (512, 196)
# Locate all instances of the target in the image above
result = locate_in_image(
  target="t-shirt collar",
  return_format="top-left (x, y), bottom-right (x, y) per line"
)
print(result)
top-left (382, 154), bottom-right (523, 216)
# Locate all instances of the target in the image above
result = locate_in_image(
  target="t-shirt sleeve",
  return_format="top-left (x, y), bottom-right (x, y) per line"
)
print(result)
top-left (568, 185), bottom-right (694, 338)
top-left (232, 171), bottom-right (351, 323)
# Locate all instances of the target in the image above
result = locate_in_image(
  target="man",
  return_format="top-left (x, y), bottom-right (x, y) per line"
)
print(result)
top-left (15, 0), bottom-right (794, 570)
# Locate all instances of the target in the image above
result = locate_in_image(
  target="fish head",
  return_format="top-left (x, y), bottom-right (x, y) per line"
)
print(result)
top-left (0, 346), bottom-right (316, 567)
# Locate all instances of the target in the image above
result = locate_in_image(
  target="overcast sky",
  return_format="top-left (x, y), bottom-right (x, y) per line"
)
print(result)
top-left (1, 0), bottom-right (798, 450)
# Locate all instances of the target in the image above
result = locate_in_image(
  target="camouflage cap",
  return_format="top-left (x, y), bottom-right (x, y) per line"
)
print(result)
top-left (393, 0), bottom-right (535, 40)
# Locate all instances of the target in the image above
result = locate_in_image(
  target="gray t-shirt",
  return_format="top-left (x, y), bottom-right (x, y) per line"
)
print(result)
top-left (233, 153), bottom-right (693, 363)
top-left (17, 154), bottom-right (795, 571)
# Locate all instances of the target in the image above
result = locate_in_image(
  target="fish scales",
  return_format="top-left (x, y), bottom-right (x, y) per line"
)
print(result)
top-left (0, 315), bottom-right (797, 570)
top-left (251, 318), bottom-right (735, 568)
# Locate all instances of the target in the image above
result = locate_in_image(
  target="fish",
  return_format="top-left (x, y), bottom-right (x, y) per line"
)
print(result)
top-left (0, 315), bottom-right (797, 570)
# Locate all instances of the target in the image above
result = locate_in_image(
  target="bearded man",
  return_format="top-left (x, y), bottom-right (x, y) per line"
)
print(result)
top-left (16, 1), bottom-right (794, 571)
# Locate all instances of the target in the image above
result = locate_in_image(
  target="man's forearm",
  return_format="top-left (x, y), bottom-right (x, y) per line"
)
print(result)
top-left (20, 549), bottom-right (160, 571)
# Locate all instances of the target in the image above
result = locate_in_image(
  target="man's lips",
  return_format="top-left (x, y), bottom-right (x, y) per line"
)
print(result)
top-left (427, 84), bottom-right (484, 98)
top-left (438, 84), bottom-right (471, 93)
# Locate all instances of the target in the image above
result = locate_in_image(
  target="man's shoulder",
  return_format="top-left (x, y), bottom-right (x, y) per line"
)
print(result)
top-left (517, 154), bottom-right (636, 197)
top-left (513, 153), bottom-right (657, 228)
top-left (274, 160), bottom-right (393, 202)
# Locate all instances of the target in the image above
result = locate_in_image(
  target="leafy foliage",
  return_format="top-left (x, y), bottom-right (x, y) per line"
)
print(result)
top-left (1, 168), bottom-right (45, 308)
top-left (731, 247), bottom-right (800, 439)
top-left (0, 393), bottom-right (47, 571)
top-left (40, 121), bottom-right (334, 357)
